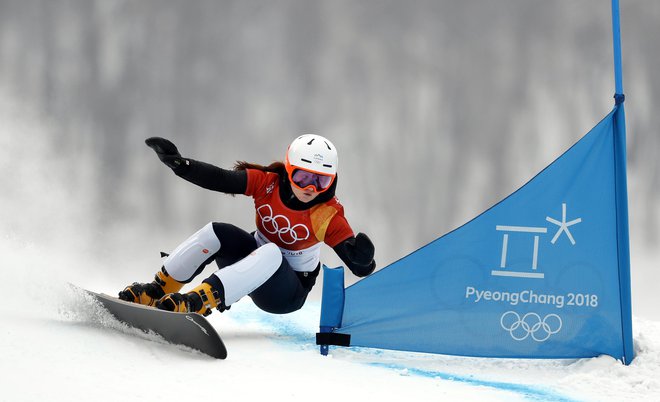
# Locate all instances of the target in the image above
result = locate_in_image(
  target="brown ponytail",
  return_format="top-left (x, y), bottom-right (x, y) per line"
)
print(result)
top-left (234, 161), bottom-right (285, 173)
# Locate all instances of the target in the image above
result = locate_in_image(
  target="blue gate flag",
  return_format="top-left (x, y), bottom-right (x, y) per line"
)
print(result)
top-left (319, 105), bottom-right (634, 364)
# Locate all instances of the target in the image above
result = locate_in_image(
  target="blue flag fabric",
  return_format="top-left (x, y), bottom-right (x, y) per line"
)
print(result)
top-left (322, 106), bottom-right (633, 363)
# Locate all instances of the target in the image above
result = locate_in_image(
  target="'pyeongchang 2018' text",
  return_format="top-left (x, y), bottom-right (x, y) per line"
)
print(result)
top-left (464, 286), bottom-right (599, 309)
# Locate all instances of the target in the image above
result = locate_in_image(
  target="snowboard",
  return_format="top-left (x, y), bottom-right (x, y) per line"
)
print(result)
top-left (83, 288), bottom-right (227, 359)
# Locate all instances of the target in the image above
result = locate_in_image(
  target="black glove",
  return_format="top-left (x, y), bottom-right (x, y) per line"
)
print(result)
top-left (349, 232), bottom-right (375, 265)
top-left (145, 137), bottom-right (187, 170)
top-left (334, 232), bottom-right (376, 277)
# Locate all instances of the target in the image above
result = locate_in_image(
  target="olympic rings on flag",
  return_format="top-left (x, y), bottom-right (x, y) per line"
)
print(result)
top-left (500, 311), bottom-right (562, 342)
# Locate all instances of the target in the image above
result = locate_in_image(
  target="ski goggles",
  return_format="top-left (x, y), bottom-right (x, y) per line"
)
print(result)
top-left (288, 168), bottom-right (335, 193)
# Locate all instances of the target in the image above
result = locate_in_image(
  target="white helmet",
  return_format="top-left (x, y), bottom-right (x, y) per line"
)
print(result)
top-left (285, 134), bottom-right (338, 193)
top-left (285, 134), bottom-right (338, 176)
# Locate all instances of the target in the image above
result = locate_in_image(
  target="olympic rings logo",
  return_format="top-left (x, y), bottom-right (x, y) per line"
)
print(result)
top-left (500, 311), bottom-right (562, 342)
top-left (257, 204), bottom-right (310, 245)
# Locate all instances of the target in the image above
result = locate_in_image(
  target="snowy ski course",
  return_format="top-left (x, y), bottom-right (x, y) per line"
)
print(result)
top-left (0, 229), bottom-right (658, 402)
top-left (3, 267), bottom-right (658, 402)
top-left (228, 302), bottom-right (578, 402)
top-left (227, 300), bottom-right (660, 402)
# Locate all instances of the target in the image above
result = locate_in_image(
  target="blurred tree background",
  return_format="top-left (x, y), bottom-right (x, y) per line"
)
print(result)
top-left (1, 1), bottom-right (658, 307)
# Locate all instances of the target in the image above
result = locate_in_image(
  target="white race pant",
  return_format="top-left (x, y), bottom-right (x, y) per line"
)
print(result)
top-left (164, 222), bottom-right (221, 282)
top-left (212, 243), bottom-right (282, 306)
top-left (163, 222), bottom-right (282, 307)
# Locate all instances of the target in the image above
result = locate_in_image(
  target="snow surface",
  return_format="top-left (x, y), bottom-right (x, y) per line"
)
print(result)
top-left (1, 238), bottom-right (659, 402)
top-left (0, 93), bottom-right (658, 402)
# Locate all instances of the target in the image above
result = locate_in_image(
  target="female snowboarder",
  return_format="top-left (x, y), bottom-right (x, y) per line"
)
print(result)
top-left (119, 134), bottom-right (376, 316)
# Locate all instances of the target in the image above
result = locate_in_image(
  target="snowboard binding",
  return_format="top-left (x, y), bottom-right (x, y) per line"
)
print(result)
top-left (118, 268), bottom-right (184, 307)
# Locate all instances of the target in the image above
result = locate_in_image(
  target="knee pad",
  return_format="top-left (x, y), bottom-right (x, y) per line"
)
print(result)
top-left (212, 243), bottom-right (282, 306)
top-left (164, 222), bottom-right (221, 282)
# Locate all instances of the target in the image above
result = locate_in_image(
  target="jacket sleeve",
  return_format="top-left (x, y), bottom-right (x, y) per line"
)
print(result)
top-left (172, 158), bottom-right (247, 194)
top-left (333, 233), bottom-right (376, 277)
